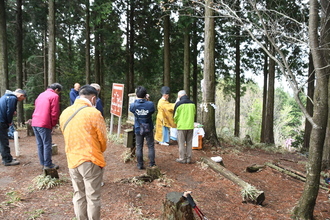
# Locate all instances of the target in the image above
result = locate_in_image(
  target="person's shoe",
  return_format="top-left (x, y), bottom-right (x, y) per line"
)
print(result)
top-left (160, 142), bottom-right (169, 146)
top-left (176, 158), bottom-right (187, 164)
top-left (149, 164), bottom-right (157, 167)
top-left (3, 159), bottom-right (20, 166)
top-left (138, 166), bottom-right (145, 170)
top-left (44, 164), bottom-right (59, 170)
top-left (8, 136), bottom-right (14, 140)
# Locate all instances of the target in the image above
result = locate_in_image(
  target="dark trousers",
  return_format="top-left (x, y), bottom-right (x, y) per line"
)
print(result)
top-left (0, 123), bottom-right (13, 163)
top-left (135, 131), bottom-right (155, 168)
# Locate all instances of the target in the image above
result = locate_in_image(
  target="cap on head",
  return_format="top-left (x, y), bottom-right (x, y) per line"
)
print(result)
top-left (161, 86), bottom-right (170, 95)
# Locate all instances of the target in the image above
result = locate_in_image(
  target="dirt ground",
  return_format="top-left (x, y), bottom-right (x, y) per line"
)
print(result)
top-left (0, 128), bottom-right (329, 220)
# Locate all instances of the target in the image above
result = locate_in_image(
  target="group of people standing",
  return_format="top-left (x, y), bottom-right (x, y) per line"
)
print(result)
top-left (130, 86), bottom-right (196, 170)
top-left (0, 82), bottom-right (106, 220)
top-left (1, 83), bottom-right (196, 219)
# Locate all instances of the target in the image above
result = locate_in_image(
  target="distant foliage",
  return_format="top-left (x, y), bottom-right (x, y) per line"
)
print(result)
top-left (215, 81), bottom-right (304, 147)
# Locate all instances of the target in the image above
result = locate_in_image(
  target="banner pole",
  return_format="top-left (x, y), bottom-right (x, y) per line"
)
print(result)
top-left (110, 113), bottom-right (114, 135)
top-left (117, 116), bottom-right (121, 139)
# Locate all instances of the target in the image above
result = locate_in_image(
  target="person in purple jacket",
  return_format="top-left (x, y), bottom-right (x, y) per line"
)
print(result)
top-left (32, 83), bottom-right (62, 170)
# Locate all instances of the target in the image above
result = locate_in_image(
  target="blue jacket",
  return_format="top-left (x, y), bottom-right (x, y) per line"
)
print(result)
top-left (69, 88), bottom-right (79, 105)
top-left (96, 97), bottom-right (104, 116)
top-left (129, 98), bottom-right (155, 134)
top-left (0, 92), bottom-right (18, 127)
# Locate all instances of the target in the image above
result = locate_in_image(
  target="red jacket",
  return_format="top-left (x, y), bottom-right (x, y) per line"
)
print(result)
top-left (32, 89), bottom-right (60, 129)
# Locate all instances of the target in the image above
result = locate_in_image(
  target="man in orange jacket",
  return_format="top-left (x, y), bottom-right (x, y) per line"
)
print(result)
top-left (60, 85), bottom-right (107, 220)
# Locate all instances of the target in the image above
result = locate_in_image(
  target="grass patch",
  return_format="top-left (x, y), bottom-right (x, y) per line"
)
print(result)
top-left (32, 175), bottom-right (65, 190)
top-left (26, 209), bottom-right (45, 220)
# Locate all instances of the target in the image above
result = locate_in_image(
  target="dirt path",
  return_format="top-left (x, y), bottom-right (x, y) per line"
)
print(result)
top-left (0, 129), bottom-right (329, 219)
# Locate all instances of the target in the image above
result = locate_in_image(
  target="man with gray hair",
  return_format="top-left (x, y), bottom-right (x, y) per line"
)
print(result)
top-left (90, 83), bottom-right (104, 116)
top-left (0, 89), bottom-right (27, 166)
top-left (173, 90), bottom-right (196, 164)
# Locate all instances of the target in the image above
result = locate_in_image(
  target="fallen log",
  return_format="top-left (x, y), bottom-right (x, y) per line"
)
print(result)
top-left (201, 157), bottom-right (265, 205)
top-left (265, 162), bottom-right (328, 191)
top-left (274, 163), bottom-right (306, 178)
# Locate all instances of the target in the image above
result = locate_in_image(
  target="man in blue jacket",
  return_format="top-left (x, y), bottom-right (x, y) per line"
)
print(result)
top-left (174, 90), bottom-right (196, 164)
top-left (0, 89), bottom-right (27, 166)
top-left (69, 83), bottom-right (80, 105)
top-left (129, 86), bottom-right (156, 170)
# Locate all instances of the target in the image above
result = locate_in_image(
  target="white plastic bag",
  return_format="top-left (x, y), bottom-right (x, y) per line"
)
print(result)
top-left (170, 128), bottom-right (178, 140)
top-left (211, 156), bottom-right (223, 163)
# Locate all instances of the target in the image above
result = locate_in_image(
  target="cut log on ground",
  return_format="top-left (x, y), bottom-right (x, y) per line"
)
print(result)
top-left (201, 157), bottom-right (265, 205)
top-left (147, 166), bottom-right (162, 180)
top-left (43, 168), bottom-right (59, 179)
top-left (246, 164), bottom-right (265, 173)
top-left (27, 123), bottom-right (34, 136)
top-left (265, 162), bottom-right (328, 191)
top-left (160, 191), bottom-right (195, 220)
top-left (118, 166), bottom-right (162, 184)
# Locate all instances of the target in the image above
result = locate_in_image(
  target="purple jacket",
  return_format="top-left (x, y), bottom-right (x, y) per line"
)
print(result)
top-left (32, 89), bottom-right (60, 129)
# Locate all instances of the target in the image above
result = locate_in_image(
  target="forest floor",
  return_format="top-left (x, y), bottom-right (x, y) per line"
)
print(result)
top-left (0, 127), bottom-right (329, 220)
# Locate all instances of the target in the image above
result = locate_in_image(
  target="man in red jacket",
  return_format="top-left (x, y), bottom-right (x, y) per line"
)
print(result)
top-left (32, 83), bottom-right (62, 170)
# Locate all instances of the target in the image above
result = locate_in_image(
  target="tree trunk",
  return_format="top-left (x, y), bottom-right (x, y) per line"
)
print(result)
top-left (0, 0), bottom-right (8, 95)
top-left (264, 44), bottom-right (275, 144)
top-left (192, 19), bottom-right (198, 109)
top-left (16, 0), bottom-right (24, 126)
top-left (94, 30), bottom-right (101, 84)
top-left (47, 0), bottom-right (56, 84)
top-left (321, 1), bottom-right (330, 170)
top-left (303, 53), bottom-right (314, 152)
top-left (163, 14), bottom-right (170, 87)
top-left (128, 0), bottom-right (135, 94)
top-left (260, 48), bottom-right (268, 143)
top-left (234, 0), bottom-right (241, 137)
top-left (202, 0), bottom-right (221, 148)
top-left (183, 26), bottom-right (190, 97)
top-left (85, 0), bottom-right (91, 84)
top-left (43, 29), bottom-right (48, 89)
top-left (292, 0), bottom-right (329, 218)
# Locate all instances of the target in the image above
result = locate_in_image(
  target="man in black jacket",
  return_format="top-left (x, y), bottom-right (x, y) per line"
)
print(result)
top-left (0, 89), bottom-right (26, 166)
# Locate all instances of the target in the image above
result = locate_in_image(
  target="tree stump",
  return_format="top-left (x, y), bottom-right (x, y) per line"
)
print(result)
top-left (146, 166), bottom-right (162, 180)
top-left (27, 123), bottom-right (34, 136)
top-left (161, 192), bottom-right (195, 220)
top-left (52, 144), bottom-right (58, 155)
top-left (43, 168), bottom-right (59, 179)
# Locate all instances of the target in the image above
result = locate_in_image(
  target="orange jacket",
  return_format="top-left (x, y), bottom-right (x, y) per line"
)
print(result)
top-left (60, 98), bottom-right (107, 169)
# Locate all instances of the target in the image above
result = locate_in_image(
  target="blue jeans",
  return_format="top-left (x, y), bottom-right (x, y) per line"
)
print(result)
top-left (135, 131), bottom-right (155, 168)
top-left (0, 123), bottom-right (13, 163)
top-left (33, 126), bottom-right (53, 167)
